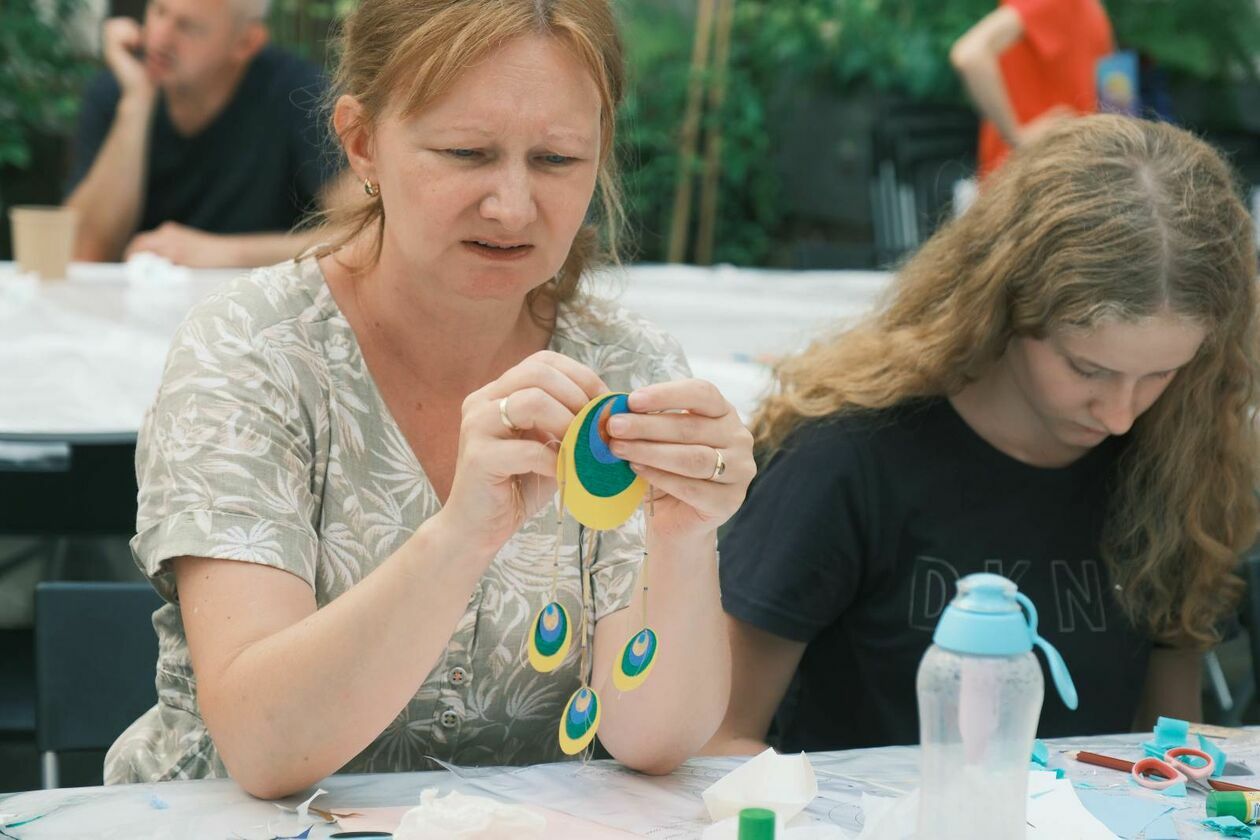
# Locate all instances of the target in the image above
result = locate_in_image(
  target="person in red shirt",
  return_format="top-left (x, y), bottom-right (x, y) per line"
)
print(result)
top-left (951, 0), bottom-right (1114, 178)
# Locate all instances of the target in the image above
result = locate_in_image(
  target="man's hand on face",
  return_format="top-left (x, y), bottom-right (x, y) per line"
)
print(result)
top-left (125, 222), bottom-right (239, 268)
top-left (103, 17), bottom-right (156, 102)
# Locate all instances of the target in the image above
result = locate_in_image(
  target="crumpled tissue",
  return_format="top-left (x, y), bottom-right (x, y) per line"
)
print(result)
top-left (702, 748), bottom-right (818, 823)
top-left (125, 251), bottom-right (191, 285)
top-left (393, 789), bottom-right (545, 840)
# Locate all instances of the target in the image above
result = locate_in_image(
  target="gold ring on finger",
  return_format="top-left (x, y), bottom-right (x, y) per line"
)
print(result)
top-left (499, 395), bottom-right (522, 433)
top-left (708, 448), bottom-right (726, 481)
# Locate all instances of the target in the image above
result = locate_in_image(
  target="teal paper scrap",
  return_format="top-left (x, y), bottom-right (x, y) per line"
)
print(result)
top-left (1128, 776), bottom-right (1186, 798)
top-left (1032, 739), bottom-right (1050, 767)
top-left (1199, 734), bottom-right (1228, 779)
top-left (1154, 716), bottom-right (1190, 748)
top-left (1143, 814), bottom-right (1179, 839)
top-left (1202, 816), bottom-right (1257, 838)
top-left (1076, 789), bottom-right (1175, 838)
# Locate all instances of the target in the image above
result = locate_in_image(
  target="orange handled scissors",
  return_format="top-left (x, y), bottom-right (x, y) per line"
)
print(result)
top-left (1131, 746), bottom-right (1216, 793)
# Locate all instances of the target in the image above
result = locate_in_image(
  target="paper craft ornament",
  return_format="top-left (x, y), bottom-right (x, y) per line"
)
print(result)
top-left (524, 392), bottom-right (659, 756)
top-left (557, 393), bottom-right (645, 530)
top-left (558, 686), bottom-right (602, 755)
top-left (612, 627), bottom-right (658, 692)
top-left (527, 601), bottom-right (571, 674)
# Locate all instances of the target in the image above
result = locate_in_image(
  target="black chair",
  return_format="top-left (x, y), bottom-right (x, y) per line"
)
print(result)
top-left (0, 627), bottom-right (35, 741)
top-left (870, 101), bottom-right (978, 266)
top-left (35, 582), bottom-right (162, 788)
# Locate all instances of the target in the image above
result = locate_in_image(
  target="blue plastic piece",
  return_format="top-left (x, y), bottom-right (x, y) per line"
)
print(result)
top-left (1199, 733), bottom-right (1228, 779)
top-left (932, 573), bottom-right (1078, 709)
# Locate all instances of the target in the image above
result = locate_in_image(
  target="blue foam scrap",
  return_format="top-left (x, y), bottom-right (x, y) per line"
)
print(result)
top-left (1031, 739), bottom-right (1050, 767)
top-left (1154, 715), bottom-right (1190, 748)
top-left (1199, 733), bottom-right (1228, 779)
top-left (1202, 815), bottom-right (1256, 837)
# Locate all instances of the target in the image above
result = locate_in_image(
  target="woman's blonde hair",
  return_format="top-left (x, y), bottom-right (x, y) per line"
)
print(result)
top-left (756, 115), bottom-right (1260, 645)
top-left (316, 0), bottom-right (625, 309)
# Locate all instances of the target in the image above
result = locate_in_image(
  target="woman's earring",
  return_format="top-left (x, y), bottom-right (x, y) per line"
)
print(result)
top-left (363, 178), bottom-right (380, 198)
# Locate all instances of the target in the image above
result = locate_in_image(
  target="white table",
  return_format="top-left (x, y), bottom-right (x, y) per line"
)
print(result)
top-left (0, 261), bottom-right (890, 442)
top-left (0, 734), bottom-right (1247, 838)
top-left (0, 263), bottom-right (236, 444)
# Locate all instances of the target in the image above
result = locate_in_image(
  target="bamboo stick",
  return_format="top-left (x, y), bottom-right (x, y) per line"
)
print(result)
top-left (695, 0), bottom-right (735, 266)
top-left (666, 0), bottom-right (717, 265)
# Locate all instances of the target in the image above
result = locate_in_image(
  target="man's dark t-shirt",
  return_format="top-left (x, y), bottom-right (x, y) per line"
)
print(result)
top-left (719, 398), bottom-right (1151, 752)
top-left (66, 47), bottom-right (339, 235)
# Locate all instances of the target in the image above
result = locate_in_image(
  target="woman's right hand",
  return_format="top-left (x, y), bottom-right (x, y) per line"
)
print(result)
top-left (434, 350), bottom-right (608, 557)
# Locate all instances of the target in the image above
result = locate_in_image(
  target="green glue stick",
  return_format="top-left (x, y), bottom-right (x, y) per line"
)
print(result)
top-left (738, 807), bottom-right (776, 840)
top-left (1207, 791), bottom-right (1260, 824)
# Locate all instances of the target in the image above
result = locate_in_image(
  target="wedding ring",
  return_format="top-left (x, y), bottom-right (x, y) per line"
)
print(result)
top-left (708, 448), bottom-right (726, 481)
top-left (499, 396), bottom-right (522, 433)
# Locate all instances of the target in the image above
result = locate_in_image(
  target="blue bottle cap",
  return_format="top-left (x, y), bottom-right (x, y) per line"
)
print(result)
top-left (932, 573), bottom-right (1078, 710)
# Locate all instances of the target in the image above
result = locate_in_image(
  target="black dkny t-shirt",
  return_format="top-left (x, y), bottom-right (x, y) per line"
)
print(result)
top-left (719, 398), bottom-right (1151, 752)
top-left (66, 47), bottom-right (339, 235)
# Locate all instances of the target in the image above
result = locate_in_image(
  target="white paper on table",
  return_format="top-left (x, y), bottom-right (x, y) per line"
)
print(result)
top-left (393, 789), bottom-right (545, 840)
top-left (702, 747), bottom-right (819, 823)
top-left (273, 787), bottom-right (328, 821)
top-left (432, 757), bottom-right (723, 838)
top-left (852, 774), bottom-right (1117, 840)
top-left (855, 790), bottom-right (917, 840)
top-left (1028, 770), bottom-right (1060, 798)
top-left (1025, 780), bottom-right (1117, 839)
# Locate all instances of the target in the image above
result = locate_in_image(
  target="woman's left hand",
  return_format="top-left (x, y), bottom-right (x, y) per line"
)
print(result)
top-left (606, 379), bottom-right (755, 543)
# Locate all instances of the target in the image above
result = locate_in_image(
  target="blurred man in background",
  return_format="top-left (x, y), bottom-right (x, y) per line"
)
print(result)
top-left (65, 0), bottom-right (349, 267)
top-left (951, 0), bottom-right (1114, 179)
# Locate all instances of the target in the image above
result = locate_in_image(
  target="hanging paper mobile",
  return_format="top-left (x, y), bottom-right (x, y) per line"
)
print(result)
top-left (524, 392), bottom-right (661, 757)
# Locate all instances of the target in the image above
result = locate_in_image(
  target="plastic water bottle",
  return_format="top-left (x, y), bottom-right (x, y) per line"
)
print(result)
top-left (915, 573), bottom-right (1078, 839)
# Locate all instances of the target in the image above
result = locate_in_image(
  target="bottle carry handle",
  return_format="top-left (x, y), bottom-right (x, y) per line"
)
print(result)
top-left (1016, 593), bottom-right (1079, 711)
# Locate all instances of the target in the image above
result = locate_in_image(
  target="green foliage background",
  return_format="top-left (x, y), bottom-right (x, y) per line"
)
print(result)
top-left (5, 0), bottom-right (1259, 263)
top-left (0, 0), bottom-right (96, 170)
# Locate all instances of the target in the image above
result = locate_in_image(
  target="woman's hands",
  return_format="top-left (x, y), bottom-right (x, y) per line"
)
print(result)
top-left (606, 380), bottom-right (755, 544)
top-left (436, 351), bottom-right (607, 555)
top-left (434, 355), bottom-right (754, 558)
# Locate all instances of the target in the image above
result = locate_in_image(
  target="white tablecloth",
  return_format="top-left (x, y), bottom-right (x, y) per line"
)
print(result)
top-left (0, 733), bottom-right (1247, 838)
top-left (0, 261), bottom-right (890, 441)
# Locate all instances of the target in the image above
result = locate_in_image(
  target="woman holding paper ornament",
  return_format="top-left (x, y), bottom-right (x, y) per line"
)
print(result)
top-left (709, 116), bottom-right (1259, 756)
top-left (106, 0), bottom-right (753, 798)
